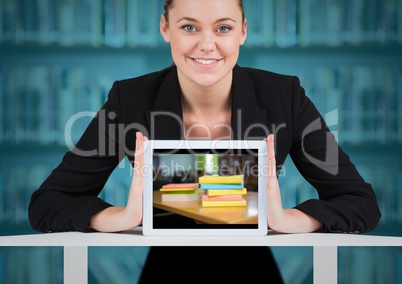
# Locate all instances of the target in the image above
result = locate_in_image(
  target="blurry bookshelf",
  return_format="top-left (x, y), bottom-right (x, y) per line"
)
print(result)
top-left (218, 154), bottom-right (258, 191)
top-left (0, 247), bottom-right (63, 284)
top-left (338, 247), bottom-right (402, 284)
top-left (0, 0), bottom-right (401, 283)
top-left (88, 247), bottom-right (150, 284)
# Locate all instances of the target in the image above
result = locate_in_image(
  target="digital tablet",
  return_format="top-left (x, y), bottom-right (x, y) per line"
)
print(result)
top-left (142, 140), bottom-right (268, 236)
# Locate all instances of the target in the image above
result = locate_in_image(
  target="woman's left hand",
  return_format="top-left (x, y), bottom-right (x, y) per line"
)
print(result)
top-left (265, 134), bottom-right (322, 233)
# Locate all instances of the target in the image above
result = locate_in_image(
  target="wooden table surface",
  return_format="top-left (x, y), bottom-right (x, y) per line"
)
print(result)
top-left (152, 191), bottom-right (258, 224)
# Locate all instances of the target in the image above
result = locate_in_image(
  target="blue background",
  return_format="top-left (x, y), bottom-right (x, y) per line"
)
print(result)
top-left (0, 0), bottom-right (402, 283)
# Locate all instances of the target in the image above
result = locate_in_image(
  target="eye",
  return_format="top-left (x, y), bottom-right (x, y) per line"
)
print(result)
top-left (182, 25), bottom-right (197, 32)
top-left (217, 26), bottom-right (231, 33)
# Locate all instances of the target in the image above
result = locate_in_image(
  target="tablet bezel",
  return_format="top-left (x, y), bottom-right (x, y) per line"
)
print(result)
top-left (142, 140), bottom-right (268, 236)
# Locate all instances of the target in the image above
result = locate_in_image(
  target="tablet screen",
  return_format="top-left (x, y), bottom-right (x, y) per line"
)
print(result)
top-left (143, 140), bottom-right (267, 236)
top-left (152, 149), bottom-right (259, 229)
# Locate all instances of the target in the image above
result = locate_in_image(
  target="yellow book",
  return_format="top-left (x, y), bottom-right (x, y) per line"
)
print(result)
top-left (199, 175), bottom-right (244, 184)
top-left (207, 188), bottom-right (247, 196)
top-left (202, 199), bottom-right (247, 207)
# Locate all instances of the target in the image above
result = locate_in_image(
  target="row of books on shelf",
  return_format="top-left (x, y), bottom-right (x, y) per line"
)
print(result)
top-left (1, 65), bottom-right (401, 145)
top-left (88, 247), bottom-right (149, 284)
top-left (0, 161), bottom-right (131, 223)
top-left (1, 0), bottom-right (402, 47)
top-left (279, 162), bottom-right (402, 224)
top-left (298, 66), bottom-right (402, 144)
top-left (246, 0), bottom-right (402, 47)
top-left (0, 66), bottom-right (113, 146)
top-left (338, 247), bottom-right (402, 284)
top-left (0, 0), bottom-right (163, 48)
top-left (358, 164), bottom-right (402, 224)
top-left (0, 247), bottom-right (63, 283)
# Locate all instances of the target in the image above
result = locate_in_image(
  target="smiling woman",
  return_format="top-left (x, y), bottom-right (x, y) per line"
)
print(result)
top-left (28, 0), bottom-right (381, 283)
top-left (160, 0), bottom-right (248, 142)
top-left (161, 0), bottom-right (246, 90)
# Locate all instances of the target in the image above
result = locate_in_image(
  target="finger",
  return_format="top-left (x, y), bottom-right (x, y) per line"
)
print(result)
top-left (266, 134), bottom-right (281, 204)
top-left (267, 134), bottom-right (275, 159)
top-left (265, 135), bottom-right (284, 230)
top-left (135, 132), bottom-right (144, 157)
top-left (136, 134), bottom-right (148, 165)
top-left (133, 132), bottom-right (144, 180)
top-left (131, 133), bottom-right (144, 190)
top-left (127, 133), bottom-right (145, 228)
top-left (267, 134), bottom-right (276, 178)
top-left (142, 135), bottom-right (149, 157)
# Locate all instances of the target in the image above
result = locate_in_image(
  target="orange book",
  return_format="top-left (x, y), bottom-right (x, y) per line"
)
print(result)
top-left (160, 183), bottom-right (199, 192)
top-left (162, 183), bottom-right (199, 189)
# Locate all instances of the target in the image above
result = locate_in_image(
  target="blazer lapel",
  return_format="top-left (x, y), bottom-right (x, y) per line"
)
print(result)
top-left (231, 65), bottom-right (269, 140)
top-left (145, 68), bottom-right (184, 140)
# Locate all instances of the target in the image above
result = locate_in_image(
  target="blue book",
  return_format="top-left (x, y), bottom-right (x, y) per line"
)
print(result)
top-left (200, 183), bottom-right (244, 189)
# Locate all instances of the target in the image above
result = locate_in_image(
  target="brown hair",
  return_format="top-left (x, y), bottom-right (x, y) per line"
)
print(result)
top-left (163, 0), bottom-right (245, 23)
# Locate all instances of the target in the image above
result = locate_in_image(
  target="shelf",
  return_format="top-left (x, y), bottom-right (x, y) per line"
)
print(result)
top-left (340, 143), bottom-right (402, 156)
top-left (0, 222), bottom-right (39, 236)
top-left (0, 143), bottom-right (69, 155)
top-left (0, 43), bottom-right (401, 56)
top-left (242, 43), bottom-right (402, 55)
top-left (364, 223), bottom-right (402, 237)
top-left (1, 43), bottom-right (399, 79)
top-left (0, 43), bottom-right (170, 55)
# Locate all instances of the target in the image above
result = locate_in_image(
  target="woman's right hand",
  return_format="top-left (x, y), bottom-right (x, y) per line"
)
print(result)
top-left (89, 132), bottom-right (148, 232)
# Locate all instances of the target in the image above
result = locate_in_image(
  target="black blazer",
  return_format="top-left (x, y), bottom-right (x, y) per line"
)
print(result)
top-left (28, 65), bottom-right (381, 233)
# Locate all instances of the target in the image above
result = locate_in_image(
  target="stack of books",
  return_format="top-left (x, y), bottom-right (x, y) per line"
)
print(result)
top-left (198, 175), bottom-right (247, 207)
top-left (160, 183), bottom-right (200, 202)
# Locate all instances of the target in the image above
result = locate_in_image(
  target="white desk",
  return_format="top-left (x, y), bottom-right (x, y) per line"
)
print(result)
top-left (1, 229), bottom-right (402, 284)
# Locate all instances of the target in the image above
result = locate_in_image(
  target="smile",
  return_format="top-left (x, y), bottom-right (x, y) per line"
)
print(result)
top-left (191, 58), bottom-right (222, 66)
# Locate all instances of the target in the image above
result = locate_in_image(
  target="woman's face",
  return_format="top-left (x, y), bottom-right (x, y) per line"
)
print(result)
top-left (160, 0), bottom-right (247, 88)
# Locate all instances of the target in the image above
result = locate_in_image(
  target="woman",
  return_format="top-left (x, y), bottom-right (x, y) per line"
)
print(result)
top-left (28, 0), bottom-right (381, 281)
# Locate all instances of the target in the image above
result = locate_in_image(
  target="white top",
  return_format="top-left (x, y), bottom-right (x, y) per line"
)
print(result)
top-left (1, 228), bottom-right (402, 247)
